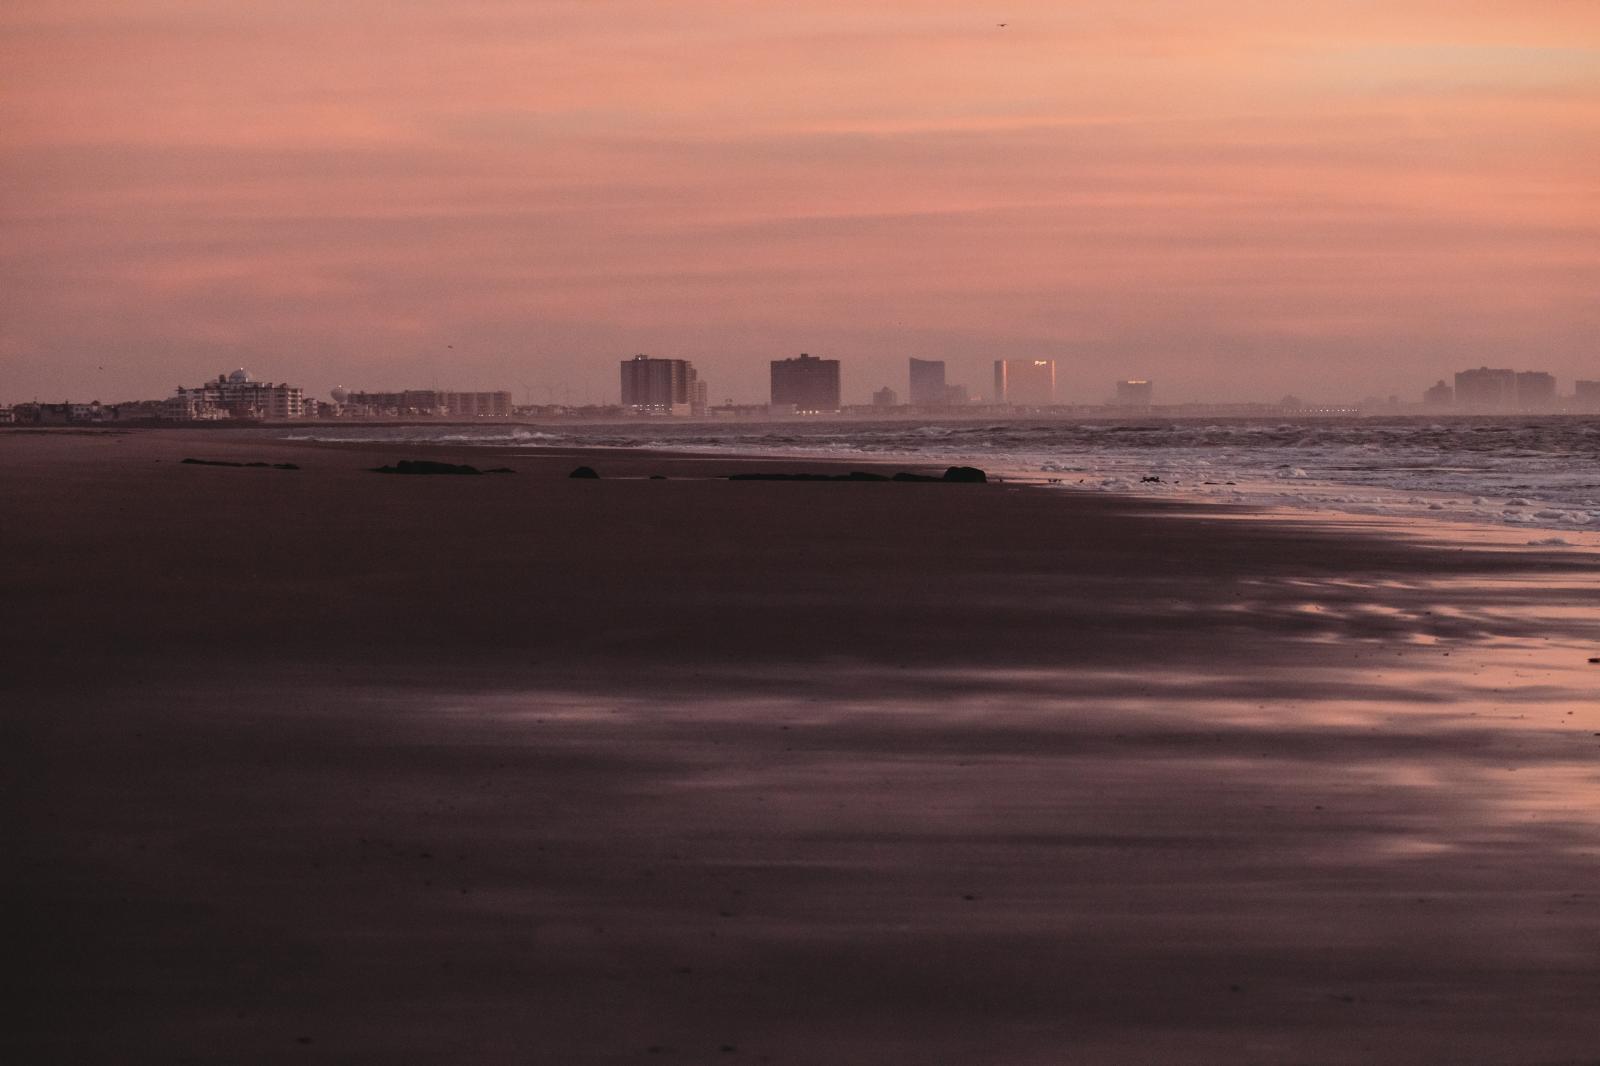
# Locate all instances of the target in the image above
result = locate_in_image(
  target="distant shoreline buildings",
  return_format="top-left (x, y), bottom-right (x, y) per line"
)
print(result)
top-left (4, 353), bottom-right (1598, 426)
top-left (1419, 367), bottom-right (1588, 413)
top-left (335, 388), bottom-right (512, 419)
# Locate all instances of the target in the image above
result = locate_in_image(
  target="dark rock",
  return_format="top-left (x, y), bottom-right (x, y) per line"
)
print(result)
top-left (568, 466), bottom-right (600, 479)
top-left (180, 457), bottom-right (299, 470)
top-left (649, 474), bottom-right (668, 480)
top-left (729, 468), bottom-right (987, 483)
top-left (371, 459), bottom-right (483, 476)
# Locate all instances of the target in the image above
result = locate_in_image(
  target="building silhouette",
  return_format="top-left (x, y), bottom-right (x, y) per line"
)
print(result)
top-left (770, 353), bottom-right (840, 413)
top-left (1423, 379), bottom-right (1454, 406)
top-left (341, 389), bottom-right (511, 418)
top-left (1454, 367), bottom-right (1517, 410)
top-left (621, 355), bottom-right (704, 416)
top-left (1454, 367), bottom-right (1557, 411)
top-left (1515, 371), bottom-right (1556, 409)
top-left (1576, 380), bottom-right (1600, 409)
top-left (908, 359), bottom-right (947, 406)
top-left (872, 386), bottom-right (898, 407)
top-left (993, 359), bottom-right (1056, 405)
top-left (1115, 379), bottom-right (1153, 407)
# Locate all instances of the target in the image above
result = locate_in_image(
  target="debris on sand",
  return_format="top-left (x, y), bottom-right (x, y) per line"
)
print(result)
top-left (727, 466), bottom-right (989, 484)
top-left (370, 459), bottom-right (485, 476)
top-left (180, 458), bottom-right (299, 470)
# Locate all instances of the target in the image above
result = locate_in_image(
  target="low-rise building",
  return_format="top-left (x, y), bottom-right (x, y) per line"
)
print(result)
top-left (340, 388), bottom-right (512, 418)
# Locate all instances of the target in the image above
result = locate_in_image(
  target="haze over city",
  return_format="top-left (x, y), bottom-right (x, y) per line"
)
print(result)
top-left (4, 1), bottom-right (1597, 405)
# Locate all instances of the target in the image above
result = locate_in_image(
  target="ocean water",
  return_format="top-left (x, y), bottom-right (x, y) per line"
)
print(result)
top-left (283, 416), bottom-right (1600, 536)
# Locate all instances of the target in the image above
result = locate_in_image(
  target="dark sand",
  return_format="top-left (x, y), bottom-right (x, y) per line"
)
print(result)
top-left (6, 429), bottom-right (1600, 1064)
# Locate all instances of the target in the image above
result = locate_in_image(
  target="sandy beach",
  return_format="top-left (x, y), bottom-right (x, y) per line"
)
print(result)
top-left (7, 427), bottom-right (1600, 1064)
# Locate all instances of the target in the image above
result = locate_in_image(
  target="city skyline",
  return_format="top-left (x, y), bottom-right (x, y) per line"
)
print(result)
top-left (4, 2), bottom-right (1597, 404)
top-left (11, 352), bottom-right (1597, 421)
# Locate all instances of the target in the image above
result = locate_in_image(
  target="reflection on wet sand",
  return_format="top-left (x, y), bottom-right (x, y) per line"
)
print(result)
top-left (7, 432), bottom-right (1599, 1064)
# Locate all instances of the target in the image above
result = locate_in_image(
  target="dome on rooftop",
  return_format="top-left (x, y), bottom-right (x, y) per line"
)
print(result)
top-left (227, 368), bottom-right (251, 384)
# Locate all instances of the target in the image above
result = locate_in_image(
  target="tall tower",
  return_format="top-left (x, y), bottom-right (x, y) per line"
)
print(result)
top-left (908, 358), bottom-right (947, 406)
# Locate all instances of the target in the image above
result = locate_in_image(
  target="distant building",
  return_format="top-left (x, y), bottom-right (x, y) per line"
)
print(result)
top-left (770, 353), bottom-right (841, 413)
top-left (993, 359), bottom-right (1056, 406)
top-left (167, 369), bottom-right (308, 421)
top-left (1576, 380), bottom-right (1600, 409)
top-left (908, 358), bottom-right (947, 406)
top-left (111, 399), bottom-right (166, 422)
top-left (872, 386), bottom-right (898, 407)
top-left (1454, 367), bottom-right (1517, 410)
top-left (1115, 379), bottom-right (1153, 407)
top-left (1423, 379), bottom-right (1454, 406)
top-left (620, 355), bottom-right (702, 416)
top-left (1515, 371), bottom-right (1556, 409)
top-left (944, 384), bottom-right (969, 406)
top-left (341, 389), bottom-right (511, 418)
top-left (11, 401), bottom-right (115, 425)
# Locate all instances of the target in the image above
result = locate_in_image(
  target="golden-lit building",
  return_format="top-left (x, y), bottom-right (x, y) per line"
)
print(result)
top-left (993, 359), bottom-right (1056, 406)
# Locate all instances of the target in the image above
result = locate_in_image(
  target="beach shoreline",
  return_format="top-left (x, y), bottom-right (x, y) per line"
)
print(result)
top-left (7, 428), bottom-right (1600, 1064)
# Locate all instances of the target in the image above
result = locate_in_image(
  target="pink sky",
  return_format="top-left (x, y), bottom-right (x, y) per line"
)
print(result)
top-left (3, 1), bottom-right (1597, 405)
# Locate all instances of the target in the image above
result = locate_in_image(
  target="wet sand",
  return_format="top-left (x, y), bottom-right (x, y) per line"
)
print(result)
top-left (6, 428), bottom-right (1600, 1064)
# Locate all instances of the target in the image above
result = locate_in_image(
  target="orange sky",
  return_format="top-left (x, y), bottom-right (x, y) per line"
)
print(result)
top-left (3, 1), bottom-right (1597, 404)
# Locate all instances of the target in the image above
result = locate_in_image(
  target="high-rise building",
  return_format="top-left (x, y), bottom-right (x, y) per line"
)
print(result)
top-left (993, 359), bottom-right (1056, 406)
top-left (621, 354), bottom-right (701, 416)
top-left (908, 358), bottom-right (947, 406)
top-left (1515, 371), bottom-right (1556, 408)
top-left (1454, 367), bottom-right (1517, 410)
top-left (1423, 379), bottom-right (1454, 406)
top-left (1115, 379), bottom-right (1153, 407)
top-left (770, 353), bottom-right (841, 413)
